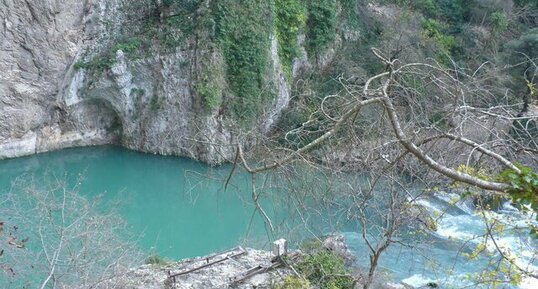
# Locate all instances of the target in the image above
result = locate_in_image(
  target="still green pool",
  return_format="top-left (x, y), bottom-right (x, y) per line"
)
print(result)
top-left (0, 146), bottom-right (269, 259)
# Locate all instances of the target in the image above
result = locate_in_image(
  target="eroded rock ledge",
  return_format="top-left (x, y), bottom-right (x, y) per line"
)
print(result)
top-left (106, 248), bottom-right (294, 289)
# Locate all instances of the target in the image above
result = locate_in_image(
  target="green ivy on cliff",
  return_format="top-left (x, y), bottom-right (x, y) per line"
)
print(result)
top-left (339, 0), bottom-right (365, 29)
top-left (275, 0), bottom-right (306, 79)
top-left (76, 0), bottom-right (347, 123)
top-left (194, 62), bottom-right (224, 110)
top-left (305, 0), bottom-right (337, 58)
top-left (421, 18), bottom-right (457, 63)
top-left (212, 0), bottom-right (274, 123)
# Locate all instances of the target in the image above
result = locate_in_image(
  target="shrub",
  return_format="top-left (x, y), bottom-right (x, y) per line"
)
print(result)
top-left (274, 276), bottom-right (310, 289)
top-left (422, 19), bottom-right (456, 51)
top-left (145, 255), bottom-right (168, 265)
top-left (498, 164), bottom-right (538, 238)
top-left (74, 55), bottom-right (115, 73)
top-left (150, 95), bottom-right (164, 110)
top-left (339, 0), bottom-right (364, 29)
top-left (415, 0), bottom-right (440, 17)
top-left (130, 87), bottom-right (145, 98)
top-left (490, 11), bottom-right (508, 32)
top-left (421, 18), bottom-right (457, 63)
top-left (113, 38), bottom-right (141, 54)
top-left (296, 249), bottom-right (354, 289)
top-left (73, 61), bottom-right (89, 70)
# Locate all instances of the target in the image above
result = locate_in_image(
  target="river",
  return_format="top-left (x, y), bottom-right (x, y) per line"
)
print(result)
top-left (0, 146), bottom-right (269, 259)
top-left (0, 146), bottom-right (536, 288)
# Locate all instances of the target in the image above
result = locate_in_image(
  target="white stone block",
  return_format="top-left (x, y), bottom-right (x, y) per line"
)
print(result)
top-left (272, 239), bottom-right (287, 257)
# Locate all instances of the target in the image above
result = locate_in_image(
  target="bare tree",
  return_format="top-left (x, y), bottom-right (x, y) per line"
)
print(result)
top-left (0, 177), bottom-right (142, 289)
top-left (228, 48), bottom-right (537, 288)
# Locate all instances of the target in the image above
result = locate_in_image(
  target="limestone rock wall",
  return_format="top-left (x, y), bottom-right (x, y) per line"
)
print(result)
top-left (0, 0), bottom-right (291, 164)
top-left (0, 0), bottom-right (87, 156)
top-left (0, 0), bottom-right (129, 159)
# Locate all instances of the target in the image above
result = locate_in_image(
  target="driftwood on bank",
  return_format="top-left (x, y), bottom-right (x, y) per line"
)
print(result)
top-left (167, 247), bottom-right (247, 283)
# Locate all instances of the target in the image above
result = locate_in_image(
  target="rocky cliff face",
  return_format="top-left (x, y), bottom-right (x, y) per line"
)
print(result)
top-left (0, 0), bottom-right (95, 158)
top-left (0, 0), bottom-right (292, 164)
top-left (2, 0), bottom-right (534, 165)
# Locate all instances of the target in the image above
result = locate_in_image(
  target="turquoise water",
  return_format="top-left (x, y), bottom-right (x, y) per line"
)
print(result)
top-left (0, 146), bottom-right (269, 259)
top-left (2, 146), bottom-right (536, 288)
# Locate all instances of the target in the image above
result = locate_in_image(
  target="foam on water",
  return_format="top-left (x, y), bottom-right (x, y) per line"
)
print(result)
top-left (520, 276), bottom-right (538, 289)
top-left (401, 274), bottom-right (437, 288)
top-left (347, 192), bottom-right (538, 288)
top-left (435, 214), bottom-right (484, 241)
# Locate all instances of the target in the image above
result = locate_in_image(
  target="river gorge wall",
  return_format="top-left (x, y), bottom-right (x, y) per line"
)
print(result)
top-left (0, 0), bottom-right (420, 165)
top-left (0, 0), bottom-right (300, 164)
top-left (3, 0), bottom-right (531, 165)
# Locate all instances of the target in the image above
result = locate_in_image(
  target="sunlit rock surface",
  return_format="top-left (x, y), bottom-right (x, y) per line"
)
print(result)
top-left (0, 0), bottom-right (291, 164)
top-left (104, 248), bottom-right (294, 289)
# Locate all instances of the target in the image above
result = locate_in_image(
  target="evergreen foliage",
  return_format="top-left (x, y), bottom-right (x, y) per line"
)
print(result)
top-left (274, 275), bottom-right (310, 289)
top-left (113, 38), bottom-right (142, 54)
top-left (505, 29), bottom-right (538, 120)
top-left (305, 0), bottom-right (337, 57)
top-left (514, 0), bottom-right (538, 7)
top-left (498, 165), bottom-right (538, 237)
top-left (296, 249), bottom-right (355, 289)
top-left (195, 69), bottom-right (224, 110)
top-left (275, 0), bottom-right (306, 78)
top-left (212, 0), bottom-right (274, 123)
top-left (507, 28), bottom-right (538, 54)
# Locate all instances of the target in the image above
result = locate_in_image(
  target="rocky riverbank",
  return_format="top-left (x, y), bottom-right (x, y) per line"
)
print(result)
top-left (103, 248), bottom-right (295, 289)
top-left (102, 236), bottom-right (429, 289)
